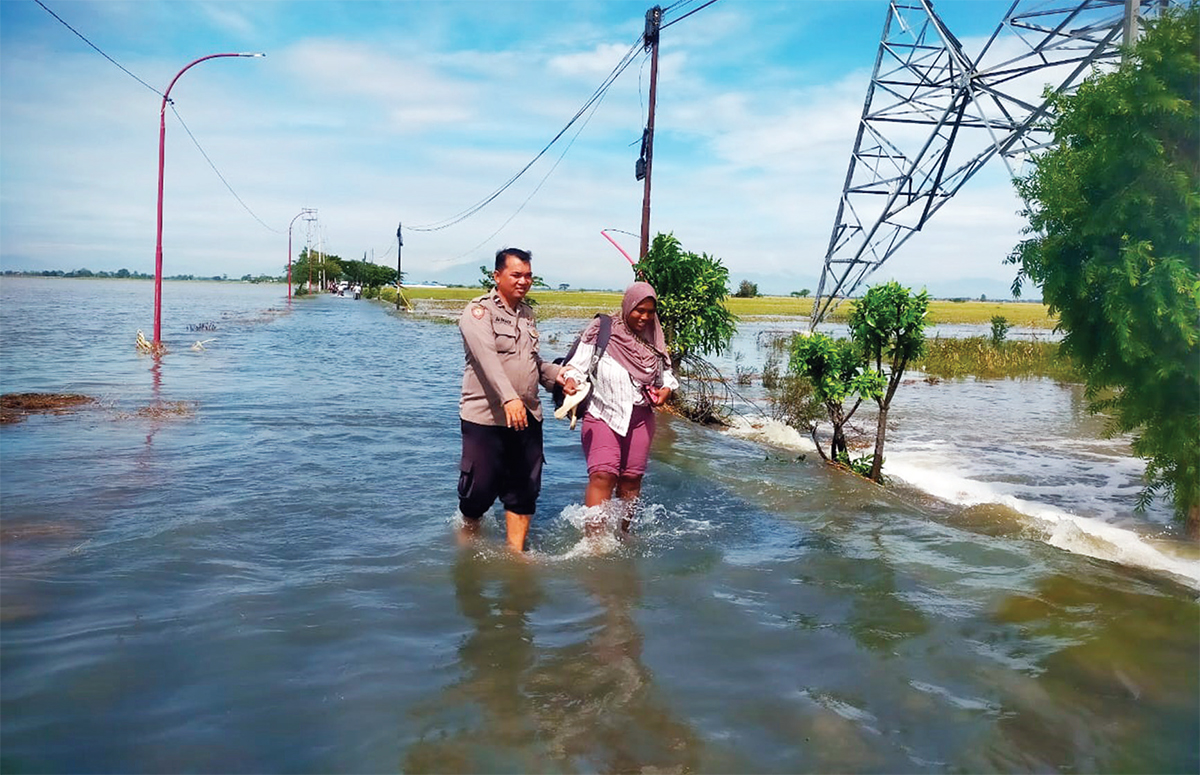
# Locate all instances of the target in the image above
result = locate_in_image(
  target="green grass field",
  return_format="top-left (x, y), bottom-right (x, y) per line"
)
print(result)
top-left (396, 287), bottom-right (1057, 328)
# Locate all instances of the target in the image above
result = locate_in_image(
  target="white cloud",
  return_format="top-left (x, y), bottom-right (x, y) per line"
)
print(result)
top-left (196, 2), bottom-right (258, 39)
top-left (549, 42), bottom-right (639, 78)
top-left (0, 0), bottom-right (1053, 299)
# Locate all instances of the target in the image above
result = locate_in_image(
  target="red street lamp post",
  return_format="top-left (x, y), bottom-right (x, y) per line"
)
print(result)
top-left (153, 52), bottom-right (264, 346)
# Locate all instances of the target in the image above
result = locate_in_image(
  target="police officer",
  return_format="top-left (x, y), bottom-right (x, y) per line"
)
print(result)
top-left (457, 248), bottom-right (577, 551)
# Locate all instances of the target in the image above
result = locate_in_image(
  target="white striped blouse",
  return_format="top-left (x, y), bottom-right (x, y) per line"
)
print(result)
top-left (562, 340), bottom-right (679, 437)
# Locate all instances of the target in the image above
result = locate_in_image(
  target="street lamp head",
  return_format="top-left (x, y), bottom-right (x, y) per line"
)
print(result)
top-left (239, 52), bottom-right (267, 58)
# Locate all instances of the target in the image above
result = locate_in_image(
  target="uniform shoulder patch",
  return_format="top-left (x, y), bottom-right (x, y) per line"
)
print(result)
top-left (471, 305), bottom-right (486, 320)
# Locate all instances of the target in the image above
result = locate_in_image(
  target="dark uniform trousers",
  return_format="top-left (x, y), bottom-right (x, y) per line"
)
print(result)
top-left (458, 417), bottom-right (544, 518)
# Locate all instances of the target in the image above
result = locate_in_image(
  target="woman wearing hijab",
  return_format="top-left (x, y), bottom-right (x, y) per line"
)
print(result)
top-left (561, 282), bottom-right (678, 533)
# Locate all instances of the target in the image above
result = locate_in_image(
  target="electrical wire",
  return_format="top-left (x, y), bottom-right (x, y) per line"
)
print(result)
top-left (662, 0), bottom-right (698, 13)
top-left (408, 33), bottom-right (645, 233)
top-left (170, 105), bottom-right (282, 234)
top-left (429, 58), bottom-right (621, 266)
top-left (412, 0), bottom-right (718, 260)
top-left (34, 0), bottom-right (280, 236)
top-left (33, 0), bottom-right (163, 97)
top-left (662, 0), bottom-right (723, 30)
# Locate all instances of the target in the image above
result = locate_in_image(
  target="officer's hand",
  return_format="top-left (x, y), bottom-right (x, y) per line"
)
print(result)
top-left (504, 399), bottom-right (528, 430)
top-left (648, 386), bottom-right (671, 406)
top-left (560, 375), bottom-right (578, 395)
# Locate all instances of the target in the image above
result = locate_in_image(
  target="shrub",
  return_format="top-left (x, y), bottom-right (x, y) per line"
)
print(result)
top-left (990, 315), bottom-right (1011, 346)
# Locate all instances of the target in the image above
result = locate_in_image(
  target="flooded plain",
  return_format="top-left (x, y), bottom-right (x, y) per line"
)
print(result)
top-left (1, 278), bottom-right (1196, 773)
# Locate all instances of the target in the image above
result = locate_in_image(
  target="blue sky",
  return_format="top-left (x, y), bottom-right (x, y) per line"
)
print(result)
top-left (1, 0), bottom-right (1036, 296)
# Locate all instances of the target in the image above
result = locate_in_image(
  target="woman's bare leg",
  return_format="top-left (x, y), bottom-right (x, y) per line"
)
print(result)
top-left (584, 472), bottom-right (618, 536)
top-left (616, 474), bottom-right (643, 533)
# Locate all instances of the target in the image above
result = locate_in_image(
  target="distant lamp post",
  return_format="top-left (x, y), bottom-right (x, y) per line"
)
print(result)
top-left (287, 208), bottom-right (314, 300)
top-left (153, 52), bottom-right (265, 346)
top-left (395, 221), bottom-right (403, 311)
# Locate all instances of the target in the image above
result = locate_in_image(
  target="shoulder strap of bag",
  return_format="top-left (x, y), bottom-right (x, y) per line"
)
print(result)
top-left (586, 314), bottom-right (611, 378)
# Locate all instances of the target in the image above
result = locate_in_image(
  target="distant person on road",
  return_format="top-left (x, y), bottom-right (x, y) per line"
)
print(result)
top-left (457, 248), bottom-right (577, 552)
top-left (561, 281), bottom-right (676, 536)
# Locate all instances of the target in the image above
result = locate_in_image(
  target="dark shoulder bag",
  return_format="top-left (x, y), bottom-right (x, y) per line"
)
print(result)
top-left (552, 314), bottom-right (612, 411)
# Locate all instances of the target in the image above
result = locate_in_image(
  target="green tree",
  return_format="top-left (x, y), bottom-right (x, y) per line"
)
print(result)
top-left (478, 264), bottom-right (495, 290)
top-left (342, 259), bottom-right (397, 289)
top-left (634, 232), bottom-right (737, 365)
top-left (1007, 4), bottom-right (1199, 528)
top-left (790, 288), bottom-right (812, 298)
top-left (290, 247), bottom-right (343, 290)
top-left (789, 333), bottom-right (884, 462)
top-left (733, 279), bottom-right (759, 298)
top-left (848, 281), bottom-right (930, 482)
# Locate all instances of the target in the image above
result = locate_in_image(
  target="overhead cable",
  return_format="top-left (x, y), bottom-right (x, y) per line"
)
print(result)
top-left (170, 105), bottom-right (282, 234)
top-left (662, 0), bottom-right (723, 30)
top-left (430, 60), bottom-right (620, 265)
top-left (408, 35), bottom-right (645, 233)
top-left (34, 0), bottom-right (278, 235)
top-left (662, 0), bottom-right (699, 15)
top-left (33, 0), bottom-right (163, 97)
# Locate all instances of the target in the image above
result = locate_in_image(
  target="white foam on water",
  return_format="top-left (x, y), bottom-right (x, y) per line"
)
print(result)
top-left (724, 415), bottom-right (818, 454)
top-left (543, 503), bottom-right (626, 560)
top-left (884, 457), bottom-right (1200, 588)
top-left (539, 501), bottom-right (713, 562)
top-left (719, 417), bottom-right (1200, 588)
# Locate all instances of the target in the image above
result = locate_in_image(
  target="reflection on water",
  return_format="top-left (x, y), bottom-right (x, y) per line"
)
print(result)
top-left (404, 551), bottom-right (703, 773)
top-left (973, 572), bottom-right (1200, 773)
top-left (1, 279), bottom-right (1196, 772)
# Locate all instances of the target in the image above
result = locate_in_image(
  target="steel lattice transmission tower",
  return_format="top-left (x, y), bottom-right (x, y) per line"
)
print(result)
top-left (810, 0), bottom-right (1174, 327)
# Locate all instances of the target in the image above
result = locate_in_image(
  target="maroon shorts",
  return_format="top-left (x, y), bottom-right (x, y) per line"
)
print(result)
top-left (580, 405), bottom-right (655, 478)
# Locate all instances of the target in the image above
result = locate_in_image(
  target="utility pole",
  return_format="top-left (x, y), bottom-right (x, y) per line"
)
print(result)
top-left (318, 225), bottom-right (325, 292)
top-left (395, 221), bottom-right (404, 311)
top-left (638, 5), bottom-right (662, 260)
top-left (305, 210), bottom-right (317, 293)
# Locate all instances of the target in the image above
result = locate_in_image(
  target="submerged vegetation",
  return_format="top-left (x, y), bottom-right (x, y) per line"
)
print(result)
top-left (915, 337), bottom-right (1079, 381)
top-left (0, 393), bottom-right (95, 424)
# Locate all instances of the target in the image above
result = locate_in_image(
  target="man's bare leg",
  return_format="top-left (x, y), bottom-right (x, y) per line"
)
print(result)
top-left (505, 511), bottom-right (532, 552)
top-left (458, 515), bottom-right (483, 545)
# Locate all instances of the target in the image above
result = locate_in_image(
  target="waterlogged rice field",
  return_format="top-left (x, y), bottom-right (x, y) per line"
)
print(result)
top-left (398, 285), bottom-right (1059, 327)
top-left (1, 278), bottom-right (1195, 774)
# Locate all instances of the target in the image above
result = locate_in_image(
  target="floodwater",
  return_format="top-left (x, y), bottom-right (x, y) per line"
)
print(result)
top-left (2, 278), bottom-right (1196, 774)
